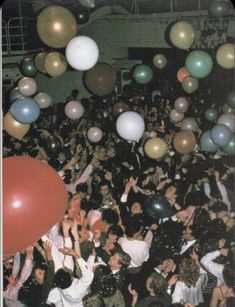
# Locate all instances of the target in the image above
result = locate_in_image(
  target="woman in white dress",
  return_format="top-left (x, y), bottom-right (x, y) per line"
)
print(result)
top-left (172, 251), bottom-right (207, 306)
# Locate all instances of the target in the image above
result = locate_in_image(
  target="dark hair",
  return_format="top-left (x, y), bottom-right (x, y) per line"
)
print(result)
top-left (89, 194), bottom-right (103, 210)
top-left (29, 149), bottom-right (40, 158)
top-left (99, 180), bottom-right (111, 190)
top-left (76, 182), bottom-right (88, 194)
top-left (124, 219), bottom-right (142, 237)
top-left (185, 191), bottom-right (210, 207)
top-left (102, 209), bottom-right (119, 225)
top-left (211, 201), bottom-right (228, 213)
top-left (223, 263), bottom-right (235, 289)
top-left (107, 224), bottom-right (124, 238)
top-left (54, 268), bottom-right (72, 289)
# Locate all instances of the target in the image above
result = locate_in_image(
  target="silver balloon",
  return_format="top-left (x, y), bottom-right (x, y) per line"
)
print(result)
top-left (181, 117), bottom-right (198, 132)
top-left (34, 92), bottom-right (52, 109)
top-left (18, 77), bottom-right (37, 96)
top-left (65, 100), bottom-right (84, 120)
top-left (87, 127), bottom-right (102, 142)
top-left (174, 97), bottom-right (189, 113)
top-left (217, 114), bottom-right (235, 133)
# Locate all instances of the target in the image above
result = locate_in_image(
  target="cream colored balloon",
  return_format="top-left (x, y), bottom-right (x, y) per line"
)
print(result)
top-left (34, 52), bottom-right (47, 73)
top-left (153, 53), bottom-right (167, 69)
top-left (170, 21), bottom-right (195, 50)
top-left (44, 52), bottom-right (68, 77)
top-left (144, 137), bottom-right (167, 159)
top-left (216, 43), bottom-right (235, 69)
top-left (3, 112), bottom-right (30, 140)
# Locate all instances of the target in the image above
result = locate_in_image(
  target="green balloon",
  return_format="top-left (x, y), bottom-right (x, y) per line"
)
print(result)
top-left (223, 134), bottom-right (235, 155)
top-left (205, 108), bottom-right (218, 121)
top-left (227, 89), bottom-right (235, 108)
top-left (185, 50), bottom-right (213, 79)
top-left (209, 1), bottom-right (230, 18)
top-left (133, 64), bottom-right (153, 84)
top-left (182, 76), bottom-right (198, 94)
top-left (20, 58), bottom-right (38, 77)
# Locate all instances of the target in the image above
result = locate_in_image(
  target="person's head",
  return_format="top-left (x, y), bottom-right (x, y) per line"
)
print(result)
top-left (106, 146), bottom-right (116, 158)
top-left (75, 182), bottom-right (88, 198)
top-left (29, 149), bottom-right (43, 160)
top-left (146, 274), bottom-right (168, 296)
top-left (165, 185), bottom-right (177, 201)
top-left (130, 202), bottom-right (143, 215)
top-left (151, 252), bottom-right (177, 274)
top-left (33, 264), bottom-right (47, 285)
top-left (182, 225), bottom-right (195, 241)
top-left (89, 194), bottom-right (102, 210)
top-left (99, 180), bottom-right (111, 197)
top-left (58, 152), bottom-right (66, 162)
top-left (108, 250), bottom-right (131, 270)
top-left (124, 219), bottom-right (142, 238)
top-left (179, 258), bottom-right (200, 287)
top-left (54, 268), bottom-right (73, 289)
top-left (107, 224), bottom-right (124, 242)
top-left (82, 293), bottom-right (105, 307)
top-left (102, 209), bottom-right (119, 225)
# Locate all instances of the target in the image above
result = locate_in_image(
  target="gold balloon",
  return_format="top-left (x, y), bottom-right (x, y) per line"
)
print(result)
top-left (216, 43), bottom-right (235, 69)
top-left (144, 137), bottom-right (167, 159)
top-left (113, 101), bottom-right (129, 117)
top-left (37, 5), bottom-right (78, 48)
top-left (3, 112), bottom-right (30, 140)
top-left (173, 131), bottom-right (196, 154)
top-left (170, 21), bottom-right (195, 50)
top-left (170, 109), bottom-right (184, 122)
top-left (44, 52), bottom-right (68, 77)
top-left (34, 52), bottom-right (47, 73)
top-left (153, 54), bottom-right (167, 69)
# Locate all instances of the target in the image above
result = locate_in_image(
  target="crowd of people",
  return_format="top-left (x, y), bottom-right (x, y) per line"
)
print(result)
top-left (3, 81), bottom-right (235, 307)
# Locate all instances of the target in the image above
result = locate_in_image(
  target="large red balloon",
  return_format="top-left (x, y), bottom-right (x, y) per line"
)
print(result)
top-left (3, 156), bottom-right (67, 255)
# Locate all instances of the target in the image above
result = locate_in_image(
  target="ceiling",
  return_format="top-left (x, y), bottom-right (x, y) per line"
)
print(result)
top-left (3, 0), bottom-right (232, 20)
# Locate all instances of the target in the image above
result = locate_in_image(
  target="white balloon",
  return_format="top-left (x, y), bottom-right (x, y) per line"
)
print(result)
top-left (87, 127), bottom-right (102, 142)
top-left (34, 92), bottom-right (52, 109)
top-left (65, 100), bottom-right (84, 120)
top-left (116, 111), bottom-right (145, 141)
top-left (66, 36), bottom-right (99, 71)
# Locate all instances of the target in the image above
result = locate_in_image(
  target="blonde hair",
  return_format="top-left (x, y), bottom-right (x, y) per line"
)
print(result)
top-left (179, 258), bottom-right (200, 287)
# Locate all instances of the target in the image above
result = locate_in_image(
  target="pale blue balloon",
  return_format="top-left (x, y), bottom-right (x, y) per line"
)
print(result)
top-left (210, 124), bottom-right (232, 147)
top-left (10, 97), bottom-right (40, 124)
top-left (200, 130), bottom-right (218, 152)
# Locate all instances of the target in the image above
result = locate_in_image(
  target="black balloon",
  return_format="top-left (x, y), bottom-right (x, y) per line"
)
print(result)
top-left (144, 193), bottom-right (174, 220)
top-left (76, 10), bottom-right (89, 24)
top-left (46, 136), bottom-right (62, 155)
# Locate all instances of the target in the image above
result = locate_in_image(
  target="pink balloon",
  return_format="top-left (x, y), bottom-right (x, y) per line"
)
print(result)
top-left (65, 100), bottom-right (84, 120)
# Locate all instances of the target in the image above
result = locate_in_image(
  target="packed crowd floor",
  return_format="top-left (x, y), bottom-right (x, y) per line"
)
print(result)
top-left (3, 85), bottom-right (235, 307)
